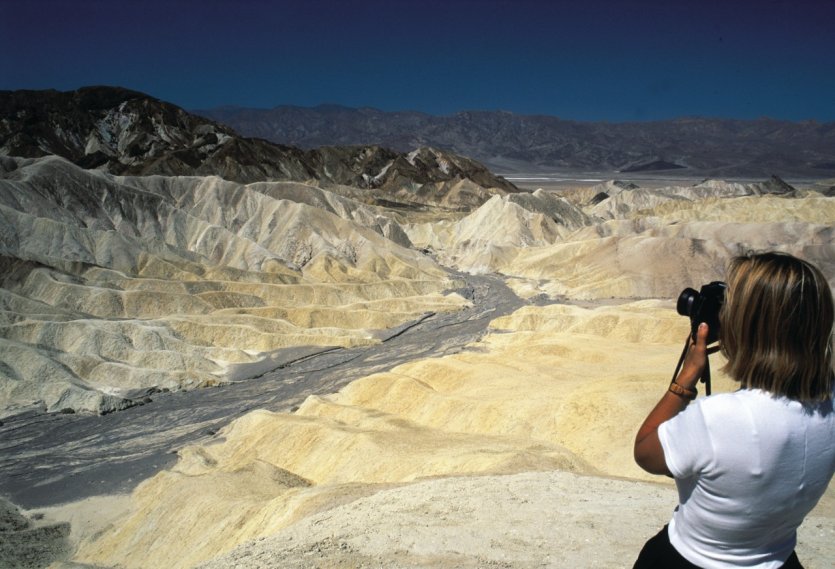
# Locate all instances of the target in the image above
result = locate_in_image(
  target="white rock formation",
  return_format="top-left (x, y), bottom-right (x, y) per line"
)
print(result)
top-left (6, 166), bottom-right (834, 568)
top-left (407, 178), bottom-right (834, 299)
top-left (405, 189), bottom-right (592, 273)
top-left (0, 157), bottom-right (467, 417)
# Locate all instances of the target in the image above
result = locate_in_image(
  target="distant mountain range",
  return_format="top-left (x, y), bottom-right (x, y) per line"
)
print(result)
top-left (195, 105), bottom-right (835, 178)
top-left (0, 87), bottom-right (516, 208)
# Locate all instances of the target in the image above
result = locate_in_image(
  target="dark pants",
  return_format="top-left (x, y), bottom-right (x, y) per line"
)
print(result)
top-left (633, 526), bottom-right (804, 569)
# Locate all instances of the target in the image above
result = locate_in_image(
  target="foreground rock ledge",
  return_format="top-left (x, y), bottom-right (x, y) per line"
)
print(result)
top-left (197, 470), bottom-right (835, 569)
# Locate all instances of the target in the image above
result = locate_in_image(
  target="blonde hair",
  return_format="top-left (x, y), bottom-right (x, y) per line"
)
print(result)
top-left (720, 252), bottom-right (834, 401)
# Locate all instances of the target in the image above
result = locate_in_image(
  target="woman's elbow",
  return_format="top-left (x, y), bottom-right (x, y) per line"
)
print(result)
top-left (634, 435), bottom-right (671, 476)
top-left (633, 442), bottom-right (653, 472)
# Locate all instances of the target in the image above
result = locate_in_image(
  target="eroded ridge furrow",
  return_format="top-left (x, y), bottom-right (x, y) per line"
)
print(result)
top-left (0, 273), bottom-right (525, 508)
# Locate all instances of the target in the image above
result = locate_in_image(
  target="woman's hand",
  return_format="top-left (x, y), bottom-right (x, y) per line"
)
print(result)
top-left (676, 322), bottom-right (713, 390)
top-left (633, 322), bottom-right (717, 476)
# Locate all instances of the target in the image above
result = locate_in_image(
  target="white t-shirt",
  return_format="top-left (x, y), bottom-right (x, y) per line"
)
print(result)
top-left (658, 388), bottom-right (835, 568)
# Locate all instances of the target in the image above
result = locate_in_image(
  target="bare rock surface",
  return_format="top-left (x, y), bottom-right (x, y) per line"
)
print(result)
top-left (0, 156), bottom-right (475, 418)
top-left (0, 87), bottom-right (518, 209)
top-left (196, 471), bottom-right (833, 569)
top-left (0, 496), bottom-right (70, 569)
top-left (64, 300), bottom-right (834, 569)
top-left (588, 176), bottom-right (797, 220)
top-left (0, 162), bottom-right (833, 569)
top-left (0, 273), bottom-right (525, 509)
top-left (432, 178), bottom-right (834, 299)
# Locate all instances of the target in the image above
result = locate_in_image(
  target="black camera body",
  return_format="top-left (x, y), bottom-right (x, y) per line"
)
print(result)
top-left (676, 281), bottom-right (727, 344)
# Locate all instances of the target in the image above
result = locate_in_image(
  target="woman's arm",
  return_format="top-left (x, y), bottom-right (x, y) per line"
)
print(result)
top-left (633, 322), bottom-right (710, 476)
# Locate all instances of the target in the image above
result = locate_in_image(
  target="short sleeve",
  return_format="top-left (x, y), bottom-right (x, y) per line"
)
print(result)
top-left (658, 400), bottom-right (713, 478)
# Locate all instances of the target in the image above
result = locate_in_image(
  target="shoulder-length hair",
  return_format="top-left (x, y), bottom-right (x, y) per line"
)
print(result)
top-left (720, 252), bottom-right (834, 401)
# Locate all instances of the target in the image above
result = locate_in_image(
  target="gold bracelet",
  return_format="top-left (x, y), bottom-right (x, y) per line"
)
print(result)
top-left (669, 381), bottom-right (697, 400)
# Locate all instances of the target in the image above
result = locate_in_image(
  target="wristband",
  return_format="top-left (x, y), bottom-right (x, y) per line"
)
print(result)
top-left (669, 381), bottom-right (697, 400)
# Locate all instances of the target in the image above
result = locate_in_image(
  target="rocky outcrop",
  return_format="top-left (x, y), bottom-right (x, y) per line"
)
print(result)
top-left (0, 87), bottom-right (517, 209)
top-left (404, 189), bottom-right (592, 274)
top-left (406, 174), bottom-right (833, 298)
top-left (305, 145), bottom-right (520, 209)
top-left (0, 497), bottom-right (70, 568)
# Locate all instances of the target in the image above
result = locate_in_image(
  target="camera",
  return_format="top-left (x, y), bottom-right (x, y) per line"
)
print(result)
top-left (676, 281), bottom-right (727, 344)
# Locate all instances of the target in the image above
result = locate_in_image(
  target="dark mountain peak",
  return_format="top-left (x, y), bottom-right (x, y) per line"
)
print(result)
top-left (0, 86), bottom-right (239, 169)
top-left (74, 85), bottom-right (151, 109)
top-left (758, 175), bottom-right (796, 195)
top-left (0, 86), bottom-right (151, 115)
top-left (620, 159), bottom-right (687, 173)
top-left (0, 87), bottom-right (515, 209)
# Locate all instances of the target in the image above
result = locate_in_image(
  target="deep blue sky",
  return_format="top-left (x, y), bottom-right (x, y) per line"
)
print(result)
top-left (2, 0), bottom-right (833, 121)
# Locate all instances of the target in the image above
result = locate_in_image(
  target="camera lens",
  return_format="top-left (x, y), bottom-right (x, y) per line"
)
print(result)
top-left (677, 288), bottom-right (698, 316)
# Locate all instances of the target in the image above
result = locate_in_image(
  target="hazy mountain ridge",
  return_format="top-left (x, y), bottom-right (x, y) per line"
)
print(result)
top-left (0, 88), bottom-right (517, 209)
top-left (195, 104), bottom-right (835, 177)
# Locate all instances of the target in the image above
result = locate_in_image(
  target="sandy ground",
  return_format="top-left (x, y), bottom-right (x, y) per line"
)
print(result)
top-left (14, 471), bottom-right (832, 569)
top-left (21, 300), bottom-right (832, 569)
top-left (194, 471), bottom-right (833, 569)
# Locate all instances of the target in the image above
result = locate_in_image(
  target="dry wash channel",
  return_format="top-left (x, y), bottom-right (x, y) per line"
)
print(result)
top-left (70, 300), bottom-right (834, 568)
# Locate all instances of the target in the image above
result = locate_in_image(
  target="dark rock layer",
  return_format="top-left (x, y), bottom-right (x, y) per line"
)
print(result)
top-left (0, 87), bottom-right (517, 208)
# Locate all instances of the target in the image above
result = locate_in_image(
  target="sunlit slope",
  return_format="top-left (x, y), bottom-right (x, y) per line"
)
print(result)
top-left (406, 180), bottom-right (834, 298)
top-left (68, 178), bottom-right (834, 568)
top-left (73, 301), bottom-right (740, 568)
top-left (0, 157), bottom-right (466, 416)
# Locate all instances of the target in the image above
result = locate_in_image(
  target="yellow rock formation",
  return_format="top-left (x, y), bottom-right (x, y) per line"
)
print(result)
top-left (5, 163), bottom-right (833, 567)
top-left (74, 301), bottom-right (740, 568)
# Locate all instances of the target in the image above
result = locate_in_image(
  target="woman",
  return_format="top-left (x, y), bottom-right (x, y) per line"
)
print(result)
top-left (633, 252), bottom-right (835, 568)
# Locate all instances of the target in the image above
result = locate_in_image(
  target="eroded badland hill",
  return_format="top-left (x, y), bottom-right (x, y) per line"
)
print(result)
top-left (0, 88), bottom-right (833, 568)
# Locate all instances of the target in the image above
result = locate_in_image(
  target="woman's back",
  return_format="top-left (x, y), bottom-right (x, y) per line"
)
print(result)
top-left (634, 252), bottom-right (835, 568)
top-left (660, 389), bottom-right (835, 567)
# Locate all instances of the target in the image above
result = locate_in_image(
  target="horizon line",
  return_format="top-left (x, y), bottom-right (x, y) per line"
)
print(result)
top-left (3, 85), bottom-right (832, 124)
